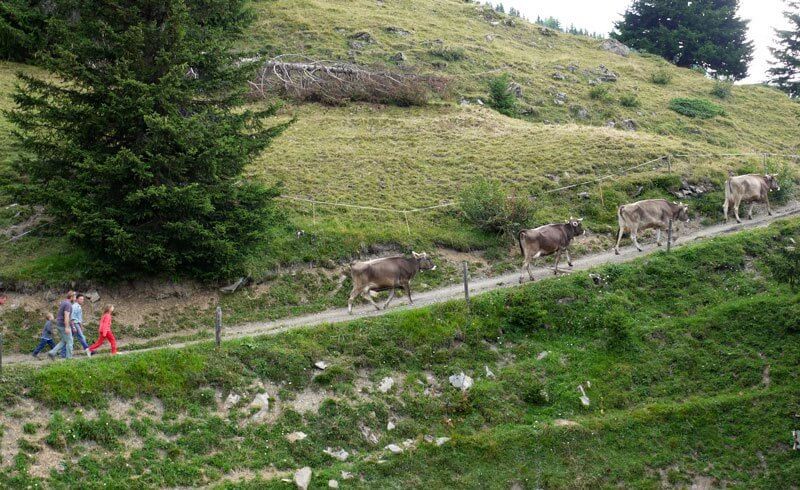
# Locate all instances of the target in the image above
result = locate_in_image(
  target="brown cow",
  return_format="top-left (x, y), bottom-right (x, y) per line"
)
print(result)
top-left (723, 174), bottom-right (780, 223)
top-left (614, 199), bottom-right (689, 255)
top-left (518, 218), bottom-right (585, 283)
top-left (347, 252), bottom-right (436, 314)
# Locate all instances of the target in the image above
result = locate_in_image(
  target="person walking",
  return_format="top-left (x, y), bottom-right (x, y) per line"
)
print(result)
top-left (70, 293), bottom-right (91, 357)
top-left (88, 304), bottom-right (117, 356)
top-left (32, 312), bottom-right (55, 359)
top-left (48, 291), bottom-right (75, 360)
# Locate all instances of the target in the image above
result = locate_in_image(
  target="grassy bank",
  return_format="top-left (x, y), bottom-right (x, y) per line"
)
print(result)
top-left (0, 219), bottom-right (797, 487)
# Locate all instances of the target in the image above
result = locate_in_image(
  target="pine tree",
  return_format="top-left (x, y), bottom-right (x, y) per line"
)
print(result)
top-left (495, 3), bottom-right (505, 14)
top-left (7, 0), bottom-right (288, 279)
top-left (0, 0), bottom-right (48, 61)
top-left (612, 0), bottom-right (753, 80)
top-left (769, 1), bottom-right (800, 97)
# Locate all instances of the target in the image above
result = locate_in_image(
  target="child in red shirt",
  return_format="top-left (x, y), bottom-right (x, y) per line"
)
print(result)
top-left (88, 305), bottom-right (117, 355)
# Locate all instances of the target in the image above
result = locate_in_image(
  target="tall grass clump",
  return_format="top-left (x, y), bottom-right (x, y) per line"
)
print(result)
top-left (459, 178), bottom-right (530, 236)
top-left (669, 98), bottom-right (725, 119)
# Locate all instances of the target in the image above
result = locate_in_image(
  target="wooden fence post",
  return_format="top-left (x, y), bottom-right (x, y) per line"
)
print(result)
top-left (462, 261), bottom-right (470, 309)
top-left (667, 219), bottom-right (673, 253)
top-left (0, 334), bottom-right (3, 376)
top-left (215, 307), bottom-right (222, 349)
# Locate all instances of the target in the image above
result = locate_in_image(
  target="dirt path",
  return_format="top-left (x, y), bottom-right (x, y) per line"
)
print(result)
top-left (6, 204), bottom-right (800, 367)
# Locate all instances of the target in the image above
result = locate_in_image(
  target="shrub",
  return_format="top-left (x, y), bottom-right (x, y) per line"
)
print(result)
top-left (459, 178), bottom-right (530, 236)
top-left (487, 73), bottom-right (517, 116)
top-left (619, 93), bottom-right (640, 107)
top-left (650, 68), bottom-right (673, 85)
top-left (588, 84), bottom-right (610, 101)
top-left (429, 46), bottom-right (467, 61)
top-left (710, 80), bottom-right (733, 99)
top-left (668, 98), bottom-right (725, 119)
top-left (765, 241), bottom-right (800, 290)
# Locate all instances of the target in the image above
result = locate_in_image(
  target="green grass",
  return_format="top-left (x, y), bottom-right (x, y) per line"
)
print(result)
top-left (0, 220), bottom-right (798, 487)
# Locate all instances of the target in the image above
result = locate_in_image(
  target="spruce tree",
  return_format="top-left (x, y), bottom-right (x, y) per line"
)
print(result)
top-left (7, 0), bottom-right (287, 279)
top-left (612, 0), bottom-right (753, 80)
top-left (768, 1), bottom-right (800, 98)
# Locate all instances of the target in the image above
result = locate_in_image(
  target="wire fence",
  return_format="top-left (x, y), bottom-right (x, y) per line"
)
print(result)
top-left (277, 151), bottom-right (800, 232)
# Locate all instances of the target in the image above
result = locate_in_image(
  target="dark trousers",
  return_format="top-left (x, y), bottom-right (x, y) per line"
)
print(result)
top-left (33, 338), bottom-right (55, 356)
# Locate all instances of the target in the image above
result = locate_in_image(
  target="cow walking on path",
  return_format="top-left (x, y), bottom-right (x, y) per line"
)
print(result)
top-left (347, 252), bottom-right (436, 314)
top-left (518, 218), bottom-right (584, 283)
top-left (614, 199), bottom-right (689, 255)
top-left (723, 174), bottom-right (780, 223)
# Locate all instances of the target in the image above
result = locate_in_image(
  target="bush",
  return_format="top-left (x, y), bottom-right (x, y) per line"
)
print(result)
top-left (710, 80), bottom-right (733, 99)
top-left (619, 93), bottom-right (640, 107)
top-left (650, 68), bottom-right (673, 85)
top-left (429, 46), bottom-right (467, 61)
top-left (668, 98), bottom-right (725, 119)
top-left (459, 178), bottom-right (530, 236)
top-left (487, 73), bottom-right (517, 116)
top-left (588, 84), bottom-right (610, 101)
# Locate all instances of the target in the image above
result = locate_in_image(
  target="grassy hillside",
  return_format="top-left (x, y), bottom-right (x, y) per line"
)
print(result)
top-left (0, 220), bottom-right (797, 487)
top-left (0, 0), bottom-right (798, 286)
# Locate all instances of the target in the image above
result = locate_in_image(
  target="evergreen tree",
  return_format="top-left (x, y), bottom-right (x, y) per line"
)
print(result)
top-left (612, 0), bottom-right (753, 80)
top-left (0, 0), bottom-right (48, 61)
top-left (495, 3), bottom-right (505, 14)
top-left (769, 1), bottom-right (800, 97)
top-left (7, 0), bottom-right (287, 279)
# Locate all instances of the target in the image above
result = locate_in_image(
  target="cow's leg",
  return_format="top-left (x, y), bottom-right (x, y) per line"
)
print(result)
top-left (528, 252), bottom-right (539, 281)
top-left (519, 257), bottom-right (529, 284)
top-left (382, 288), bottom-right (396, 310)
top-left (403, 283), bottom-right (413, 305)
top-left (733, 198), bottom-right (742, 223)
top-left (565, 248), bottom-right (573, 267)
top-left (347, 286), bottom-right (360, 314)
top-left (363, 287), bottom-right (381, 311)
top-left (656, 228), bottom-right (662, 247)
top-left (747, 202), bottom-right (755, 220)
top-left (614, 226), bottom-right (625, 255)
top-left (631, 227), bottom-right (643, 252)
top-left (723, 199), bottom-right (730, 222)
top-left (553, 249), bottom-right (562, 275)
top-left (765, 195), bottom-right (772, 216)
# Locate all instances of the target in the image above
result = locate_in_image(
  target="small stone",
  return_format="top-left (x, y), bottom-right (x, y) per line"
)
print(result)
top-left (390, 51), bottom-right (406, 63)
top-left (578, 192), bottom-right (590, 199)
top-left (286, 431), bottom-right (307, 443)
top-left (387, 420), bottom-right (396, 431)
top-left (385, 444), bottom-right (403, 454)
top-left (485, 34), bottom-right (494, 42)
top-left (377, 376), bottom-right (395, 393)
top-left (250, 393), bottom-right (269, 411)
top-left (314, 361), bottom-right (328, 370)
top-left (552, 72), bottom-right (566, 80)
top-left (475, 98), bottom-right (484, 106)
top-left (554, 419), bottom-right (580, 427)
top-left (294, 467), bottom-right (312, 490)
top-left (224, 393), bottom-right (241, 409)
top-left (508, 81), bottom-right (523, 98)
top-left (341, 471), bottom-right (354, 480)
top-left (448, 372), bottom-right (474, 391)
top-left (536, 351), bottom-right (549, 360)
top-left (328, 480), bottom-right (339, 489)
top-left (360, 425), bottom-right (379, 444)
top-left (323, 447), bottom-right (349, 462)
top-left (86, 290), bottom-right (101, 303)
top-left (435, 437), bottom-right (450, 446)
top-left (620, 119), bottom-right (637, 131)
top-left (484, 365), bottom-right (496, 379)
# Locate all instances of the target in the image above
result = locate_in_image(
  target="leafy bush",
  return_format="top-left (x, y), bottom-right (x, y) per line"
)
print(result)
top-left (588, 84), bottom-right (610, 101)
top-left (711, 80), bottom-right (733, 99)
top-left (459, 178), bottom-right (530, 236)
top-left (487, 73), bottom-right (517, 116)
top-left (619, 93), bottom-right (640, 107)
top-left (429, 46), bottom-right (467, 61)
top-left (668, 98), bottom-right (725, 119)
top-left (650, 68), bottom-right (673, 85)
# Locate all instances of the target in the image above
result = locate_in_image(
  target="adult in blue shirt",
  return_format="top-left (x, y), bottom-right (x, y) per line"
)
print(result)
top-left (47, 291), bottom-right (75, 360)
top-left (70, 293), bottom-right (91, 357)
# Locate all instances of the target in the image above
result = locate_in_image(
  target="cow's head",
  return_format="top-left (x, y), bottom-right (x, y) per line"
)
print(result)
top-left (765, 174), bottom-right (781, 192)
top-left (412, 251), bottom-right (436, 271)
top-left (567, 217), bottom-right (585, 236)
top-left (674, 202), bottom-right (690, 222)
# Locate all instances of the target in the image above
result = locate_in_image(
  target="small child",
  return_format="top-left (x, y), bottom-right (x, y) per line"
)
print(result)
top-left (32, 312), bottom-right (55, 359)
top-left (88, 304), bottom-right (117, 355)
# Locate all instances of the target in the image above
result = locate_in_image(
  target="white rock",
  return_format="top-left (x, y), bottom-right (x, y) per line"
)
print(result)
top-left (578, 384), bottom-right (591, 407)
top-left (435, 437), bottom-right (450, 446)
top-left (323, 447), bottom-right (349, 461)
top-left (285, 431), bottom-right (307, 443)
top-left (401, 438), bottom-right (416, 449)
top-left (385, 444), bottom-right (403, 454)
top-left (537, 351), bottom-right (549, 360)
top-left (378, 376), bottom-right (395, 393)
top-left (314, 361), bottom-right (328, 370)
top-left (250, 393), bottom-right (269, 410)
top-left (449, 372), bottom-right (474, 391)
top-left (341, 471), bottom-right (354, 480)
top-left (224, 393), bottom-right (241, 409)
top-left (294, 467), bottom-right (312, 490)
top-left (387, 420), bottom-right (396, 431)
top-left (360, 425), bottom-right (379, 444)
top-left (328, 480), bottom-right (339, 489)
top-left (484, 365), bottom-right (495, 379)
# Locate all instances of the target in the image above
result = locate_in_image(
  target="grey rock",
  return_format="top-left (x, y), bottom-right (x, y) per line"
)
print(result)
top-left (349, 31), bottom-right (374, 43)
top-left (86, 290), bottom-right (101, 303)
top-left (387, 420), bottom-right (396, 431)
top-left (385, 444), bottom-right (403, 454)
top-left (224, 393), bottom-right (241, 409)
top-left (600, 38), bottom-right (631, 57)
top-left (328, 480), bottom-right (339, 489)
top-left (485, 34), bottom-right (495, 42)
top-left (314, 361), bottom-right (328, 370)
top-left (567, 63), bottom-right (579, 72)
top-left (323, 447), bottom-right (349, 462)
top-left (390, 51), bottom-right (407, 63)
top-left (539, 26), bottom-right (557, 36)
top-left (449, 372), bottom-right (474, 391)
top-left (484, 365), bottom-right (496, 379)
top-left (435, 437), bottom-right (450, 446)
top-left (552, 72), bottom-right (566, 81)
top-left (286, 431), bottom-right (307, 443)
top-left (578, 192), bottom-right (591, 199)
top-left (384, 26), bottom-right (411, 36)
top-left (620, 119), bottom-right (637, 131)
top-left (294, 467), bottom-right (312, 490)
top-left (508, 81), bottom-right (523, 98)
top-left (43, 290), bottom-right (58, 302)
top-left (378, 376), bottom-right (395, 393)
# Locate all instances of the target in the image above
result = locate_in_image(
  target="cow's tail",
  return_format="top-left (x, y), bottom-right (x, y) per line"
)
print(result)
top-left (517, 230), bottom-right (526, 257)
top-left (725, 177), bottom-right (733, 205)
